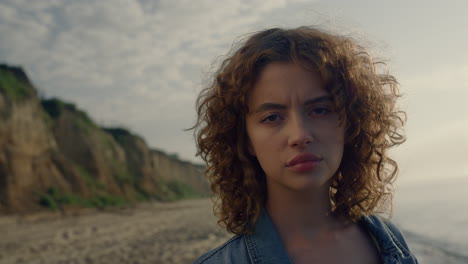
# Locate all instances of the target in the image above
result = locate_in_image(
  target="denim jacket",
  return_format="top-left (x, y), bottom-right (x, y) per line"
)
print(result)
top-left (194, 210), bottom-right (418, 264)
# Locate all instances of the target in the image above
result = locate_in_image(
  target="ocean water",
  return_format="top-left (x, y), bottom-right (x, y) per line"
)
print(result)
top-left (393, 176), bottom-right (468, 261)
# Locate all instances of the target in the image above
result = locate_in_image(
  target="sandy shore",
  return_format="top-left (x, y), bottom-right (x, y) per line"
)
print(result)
top-left (0, 198), bottom-right (465, 264)
top-left (0, 199), bottom-right (231, 264)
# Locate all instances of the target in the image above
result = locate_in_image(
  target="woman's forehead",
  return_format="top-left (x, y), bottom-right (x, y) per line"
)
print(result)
top-left (248, 63), bottom-right (326, 103)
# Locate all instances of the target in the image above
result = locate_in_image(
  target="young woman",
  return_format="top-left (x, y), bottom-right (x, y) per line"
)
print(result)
top-left (192, 26), bottom-right (418, 264)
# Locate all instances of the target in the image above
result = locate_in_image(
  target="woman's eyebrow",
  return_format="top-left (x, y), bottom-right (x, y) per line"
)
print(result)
top-left (253, 95), bottom-right (332, 113)
top-left (253, 102), bottom-right (286, 114)
top-left (304, 95), bottom-right (333, 106)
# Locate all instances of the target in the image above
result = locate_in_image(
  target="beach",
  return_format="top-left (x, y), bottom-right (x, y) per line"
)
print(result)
top-left (0, 199), bottom-right (230, 264)
top-left (0, 198), bottom-right (466, 264)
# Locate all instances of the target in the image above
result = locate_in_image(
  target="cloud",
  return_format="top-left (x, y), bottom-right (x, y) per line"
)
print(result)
top-left (402, 64), bottom-right (468, 93)
top-left (391, 65), bottom-right (468, 182)
top-left (3, 0), bottom-right (463, 171)
top-left (0, 0), bottom-right (313, 161)
top-left (396, 64), bottom-right (468, 134)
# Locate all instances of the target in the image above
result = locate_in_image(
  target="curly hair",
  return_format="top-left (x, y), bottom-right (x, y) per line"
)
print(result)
top-left (193, 26), bottom-right (406, 235)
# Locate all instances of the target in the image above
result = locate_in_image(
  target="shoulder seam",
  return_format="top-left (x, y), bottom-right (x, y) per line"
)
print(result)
top-left (372, 215), bottom-right (412, 258)
top-left (196, 235), bottom-right (242, 264)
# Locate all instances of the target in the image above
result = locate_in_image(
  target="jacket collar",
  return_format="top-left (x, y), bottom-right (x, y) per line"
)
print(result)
top-left (244, 209), bottom-right (410, 264)
top-left (244, 209), bottom-right (292, 264)
top-left (359, 215), bottom-right (412, 260)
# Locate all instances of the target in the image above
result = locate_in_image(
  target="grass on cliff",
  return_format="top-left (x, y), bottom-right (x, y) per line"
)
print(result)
top-left (103, 127), bottom-right (133, 144)
top-left (39, 187), bottom-right (127, 210)
top-left (0, 69), bottom-right (33, 100)
top-left (157, 180), bottom-right (208, 201)
top-left (75, 165), bottom-right (105, 190)
top-left (41, 98), bottom-right (97, 131)
top-left (38, 179), bottom-right (208, 211)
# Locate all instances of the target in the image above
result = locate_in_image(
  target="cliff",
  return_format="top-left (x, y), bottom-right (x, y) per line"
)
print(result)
top-left (0, 64), bottom-right (208, 214)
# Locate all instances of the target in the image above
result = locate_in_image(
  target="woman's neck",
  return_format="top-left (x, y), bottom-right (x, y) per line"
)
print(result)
top-left (265, 184), bottom-right (344, 239)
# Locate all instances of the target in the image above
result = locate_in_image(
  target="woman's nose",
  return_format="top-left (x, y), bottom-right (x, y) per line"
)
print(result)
top-left (287, 114), bottom-right (313, 148)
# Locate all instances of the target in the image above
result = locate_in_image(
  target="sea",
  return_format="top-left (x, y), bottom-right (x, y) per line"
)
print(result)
top-left (393, 176), bottom-right (468, 263)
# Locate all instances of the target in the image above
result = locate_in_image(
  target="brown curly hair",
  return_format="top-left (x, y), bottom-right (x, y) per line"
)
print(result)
top-left (193, 26), bottom-right (406, 235)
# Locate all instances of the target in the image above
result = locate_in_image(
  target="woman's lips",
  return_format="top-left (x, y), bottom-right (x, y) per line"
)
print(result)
top-left (286, 160), bottom-right (321, 173)
top-left (286, 153), bottom-right (322, 173)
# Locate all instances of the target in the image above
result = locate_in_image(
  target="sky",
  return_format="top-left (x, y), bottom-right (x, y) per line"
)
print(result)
top-left (0, 0), bottom-right (467, 184)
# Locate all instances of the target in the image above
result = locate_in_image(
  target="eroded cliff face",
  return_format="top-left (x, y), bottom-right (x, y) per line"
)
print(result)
top-left (0, 64), bottom-right (208, 213)
top-left (0, 65), bottom-right (84, 213)
top-left (151, 150), bottom-right (207, 194)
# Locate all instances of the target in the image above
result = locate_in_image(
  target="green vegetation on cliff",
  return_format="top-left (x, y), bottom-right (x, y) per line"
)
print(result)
top-left (157, 180), bottom-right (207, 201)
top-left (103, 127), bottom-right (133, 143)
top-left (39, 187), bottom-right (127, 210)
top-left (75, 164), bottom-right (105, 190)
top-left (0, 67), bottom-right (34, 100)
top-left (38, 178), bottom-right (206, 211)
top-left (41, 98), bottom-right (97, 130)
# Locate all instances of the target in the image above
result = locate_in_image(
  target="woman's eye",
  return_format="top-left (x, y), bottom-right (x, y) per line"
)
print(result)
top-left (261, 114), bottom-right (281, 123)
top-left (311, 107), bottom-right (331, 116)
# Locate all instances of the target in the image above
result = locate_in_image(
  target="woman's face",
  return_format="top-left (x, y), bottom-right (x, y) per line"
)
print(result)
top-left (245, 63), bottom-right (345, 193)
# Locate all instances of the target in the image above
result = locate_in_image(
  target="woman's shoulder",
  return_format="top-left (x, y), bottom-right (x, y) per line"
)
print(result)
top-left (193, 235), bottom-right (248, 264)
top-left (362, 215), bottom-right (410, 247)
top-left (360, 214), bottom-right (419, 263)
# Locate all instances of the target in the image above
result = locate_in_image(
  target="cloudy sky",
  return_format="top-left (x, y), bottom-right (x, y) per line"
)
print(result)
top-left (0, 0), bottom-right (466, 184)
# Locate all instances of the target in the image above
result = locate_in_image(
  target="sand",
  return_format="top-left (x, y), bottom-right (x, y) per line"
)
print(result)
top-left (0, 198), bottom-right (465, 264)
top-left (0, 199), bottom-right (231, 264)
